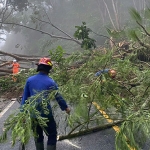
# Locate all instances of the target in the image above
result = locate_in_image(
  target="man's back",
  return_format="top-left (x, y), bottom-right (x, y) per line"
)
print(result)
top-left (27, 72), bottom-right (58, 96)
top-left (21, 72), bottom-right (58, 104)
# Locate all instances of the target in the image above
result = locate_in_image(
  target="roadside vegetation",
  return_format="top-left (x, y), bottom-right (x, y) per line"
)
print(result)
top-left (0, 4), bottom-right (150, 150)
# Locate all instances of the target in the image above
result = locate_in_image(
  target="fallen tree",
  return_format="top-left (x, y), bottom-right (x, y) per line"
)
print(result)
top-left (0, 50), bottom-right (41, 75)
top-left (0, 68), bottom-right (12, 74)
top-left (0, 50), bottom-right (41, 62)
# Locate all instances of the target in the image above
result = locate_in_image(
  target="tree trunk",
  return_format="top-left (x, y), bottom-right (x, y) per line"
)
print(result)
top-left (0, 68), bottom-right (12, 73)
top-left (58, 120), bottom-right (123, 141)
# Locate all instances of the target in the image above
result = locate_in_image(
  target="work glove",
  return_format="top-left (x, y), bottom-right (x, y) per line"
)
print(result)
top-left (65, 107), bottom-right (71, 115)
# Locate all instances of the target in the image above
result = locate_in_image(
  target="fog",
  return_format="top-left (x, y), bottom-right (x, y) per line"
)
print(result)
top-left (0, 0), bottom-right (149, 55)
top-left (1, 32), bottom-right (27, 54)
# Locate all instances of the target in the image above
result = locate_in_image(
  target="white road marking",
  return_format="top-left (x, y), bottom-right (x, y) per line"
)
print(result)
top-left (64, 139), bottom-right (81, 149)
top-left (0, 101), bottom-right (16, 118)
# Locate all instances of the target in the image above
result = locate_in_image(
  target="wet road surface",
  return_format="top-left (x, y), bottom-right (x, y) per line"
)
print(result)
top-left (0, 101), bottom-right (150, 150)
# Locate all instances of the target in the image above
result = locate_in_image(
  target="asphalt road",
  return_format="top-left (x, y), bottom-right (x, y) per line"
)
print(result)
top-left (0, 101), bottom-right (150, 150)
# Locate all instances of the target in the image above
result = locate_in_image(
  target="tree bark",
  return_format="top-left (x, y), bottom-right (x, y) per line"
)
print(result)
top-left (58, 120), bottom-right (123, 141)
top-left (0, 68), bottom-right (12, 73)
top-left (0, 61), bottom-right (12, 68)
top-left (0, 50), bottom-right (41, 61)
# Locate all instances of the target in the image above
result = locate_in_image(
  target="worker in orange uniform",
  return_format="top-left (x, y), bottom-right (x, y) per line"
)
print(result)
top-left (12, 59), bottom-right (20, 82)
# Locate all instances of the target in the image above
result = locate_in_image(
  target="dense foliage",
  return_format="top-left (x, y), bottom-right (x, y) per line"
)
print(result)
top-left (0, 4), bottom-right (150, 150)
top-left (0, 43), bottom-right (150, 149)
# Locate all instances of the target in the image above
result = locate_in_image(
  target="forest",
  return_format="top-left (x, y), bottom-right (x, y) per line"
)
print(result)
top-left (0, 0), bottom-right (150, 150)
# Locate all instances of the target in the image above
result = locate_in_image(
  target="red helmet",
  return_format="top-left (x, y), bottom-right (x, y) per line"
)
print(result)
top-left (38, 57), bottom-right (53, 66)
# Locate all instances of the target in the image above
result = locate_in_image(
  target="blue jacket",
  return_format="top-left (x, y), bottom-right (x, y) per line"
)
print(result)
top-left (21, 72), bottom-right (68, 117)
top-left (95, 69), bottom-right (110, 77)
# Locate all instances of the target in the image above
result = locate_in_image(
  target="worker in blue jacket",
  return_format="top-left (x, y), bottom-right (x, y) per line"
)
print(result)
top-left (21, 57), bottom-right (70, 150)
top-left (95, 68), bottom-right (116, 79)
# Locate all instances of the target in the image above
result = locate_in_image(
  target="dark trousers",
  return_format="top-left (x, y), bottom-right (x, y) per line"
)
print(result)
top-left (34, 117), bottom-right (57, 145)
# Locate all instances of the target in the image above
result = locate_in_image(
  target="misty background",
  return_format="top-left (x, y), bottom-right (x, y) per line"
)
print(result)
top-left (0, 0), bottom-right (149, 56)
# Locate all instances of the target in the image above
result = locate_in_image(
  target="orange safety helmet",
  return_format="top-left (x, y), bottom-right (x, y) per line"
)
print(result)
top-left (38, 57), bottom-right (53, 66)
top-left (108, 69), bottom-right (116, 78)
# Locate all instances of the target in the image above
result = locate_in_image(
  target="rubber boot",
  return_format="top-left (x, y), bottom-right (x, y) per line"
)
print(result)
top-left (47, 145), bottom-right (56, 150)
top-left (35, 142), bottom-right (44, 150)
